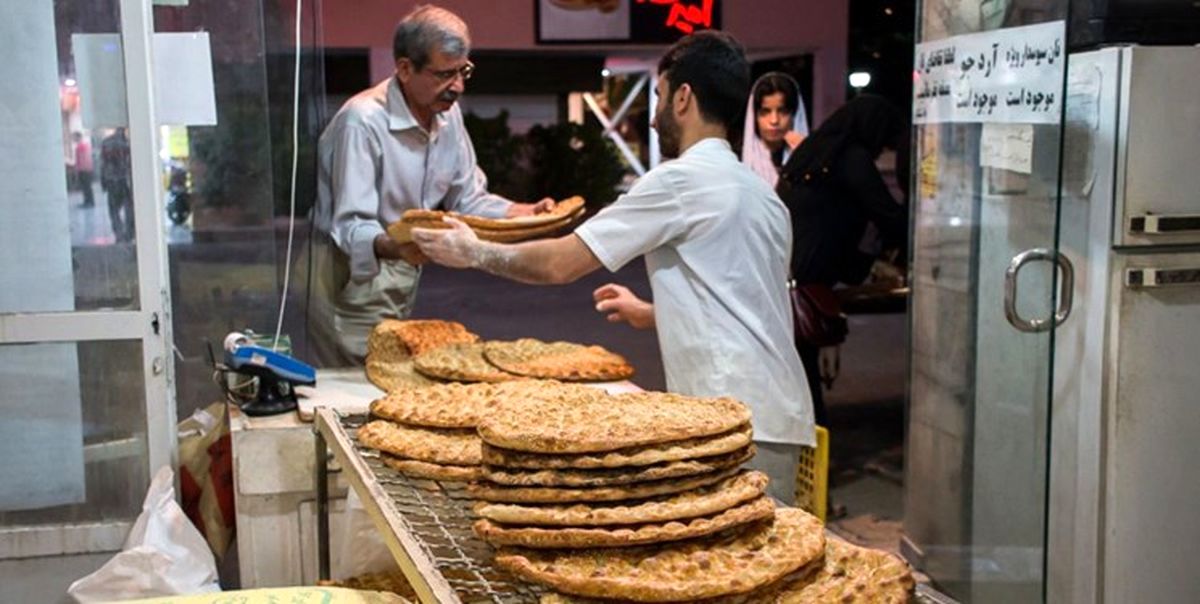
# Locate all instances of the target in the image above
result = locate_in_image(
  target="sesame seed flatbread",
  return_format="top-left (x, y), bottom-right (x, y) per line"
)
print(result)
top-left (412, 342), bottom-right (523, 383)
top-left (482, 338), bottom-right (634, 382)
top-left (380, 455), bottom-right (482, 482)
top-left (467, 466), bottom-right (741, 504)
top-left (473, 470), bottom-right (769, 526)
top-left (370, 380), bottom-right (599, 429)
top-left (479, 391), bottom-right (751, 454)
top-left (495, 507), bottom-right (826, 602)
top-left (356, 420), bottom-right (481, 466)
top-left (776, 538), bottom-right (915, 604)
top-left (480, 445), bottom-right (755, 488)
top-left (365, 358), bottom-right (443, 393)
top-left (474, 496), bottom-right (775, 549)
top-left (365, 319), bottom-right (479, 361)
top-left (481, 424), bottom-right (753, 470)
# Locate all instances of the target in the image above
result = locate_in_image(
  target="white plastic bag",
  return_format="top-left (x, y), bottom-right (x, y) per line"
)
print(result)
top-left (68, 466), bottom-right (220, 602)
top-left (333, 488), bottom-right (395, 580)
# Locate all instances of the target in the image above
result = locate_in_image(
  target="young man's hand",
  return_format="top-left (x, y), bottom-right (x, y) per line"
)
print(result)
top-left (411, 217), bottom-right (481, 269)
top-left (506, 197), bottom-right (557, 217)
top-left (593, 283), bottom-right (655, 330)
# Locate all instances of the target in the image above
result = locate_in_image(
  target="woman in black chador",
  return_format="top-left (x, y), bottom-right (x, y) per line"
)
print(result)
top-left (776, 94), bottom-right (908, 425)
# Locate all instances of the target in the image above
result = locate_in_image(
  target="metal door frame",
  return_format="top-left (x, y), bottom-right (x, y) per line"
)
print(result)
top-left (0, 0), bottom-right (175, 558)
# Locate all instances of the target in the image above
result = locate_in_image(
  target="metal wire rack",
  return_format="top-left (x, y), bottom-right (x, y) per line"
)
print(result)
top-left (314, 407), bottom-right (544, 604)
top-left (315, 406), bottom-right (951, 604)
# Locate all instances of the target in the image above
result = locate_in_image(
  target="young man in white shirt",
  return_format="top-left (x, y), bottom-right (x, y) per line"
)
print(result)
top-left (412, 31), bottom-right (815, 503)
top-left (308, 5), bottom-right (552, 366)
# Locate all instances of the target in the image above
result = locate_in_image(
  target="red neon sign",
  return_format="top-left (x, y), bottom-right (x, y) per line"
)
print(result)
top-left (637, 0), bottom-right (714, 34)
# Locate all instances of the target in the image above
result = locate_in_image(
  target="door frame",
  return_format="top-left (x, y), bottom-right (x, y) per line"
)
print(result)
top-left (0, 0), bottom-right (175, 558)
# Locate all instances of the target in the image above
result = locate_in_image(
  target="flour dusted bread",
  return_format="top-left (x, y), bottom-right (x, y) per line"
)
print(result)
top-left (467, 466), bottom-right (741, 504)
top-left (365, 319), bottom-right (479, 360)
top-left (478, 391), bottom-right (751, 454)
top-left (474, 471), bottom-right (768, 526)
top-left (495, 507), bottom-right (826, 602)
top-left (474, 496), bottom-right (774, 549)
top-left (776, 538), bottom-right (914, 604)
top-left (481, 445), bottom-right (755, 488)
top-left (355, 420), bottom-right (481, 466)
top-left (365, 358), bottom-right (442, 392)
top-left (370, 380), bottom-right (597, 429)
top-left (482, 338), bottom-right (634, 381)
top-left (412, 342), bottom-right (522, 382)
top-left (481, 425), bottom-right (753, 470)
top-left (380, 455), bottom-right (482, 482)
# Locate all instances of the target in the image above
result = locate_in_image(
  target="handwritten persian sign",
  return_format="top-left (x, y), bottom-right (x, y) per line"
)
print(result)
top-left (914, 20), bottom-right (1065, 124)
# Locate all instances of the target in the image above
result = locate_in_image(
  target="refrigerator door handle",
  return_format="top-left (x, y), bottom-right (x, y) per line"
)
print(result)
top-left (1129, 214), bottom-right (1200, 235)
top-left (1004, 248), bottom-right (1075, 332)
top-left (1125, 267), bottom-right (1200, 288)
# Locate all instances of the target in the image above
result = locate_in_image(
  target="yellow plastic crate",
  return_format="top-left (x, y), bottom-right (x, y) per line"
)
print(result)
top-left (795, 425), bottom-right (830, 523)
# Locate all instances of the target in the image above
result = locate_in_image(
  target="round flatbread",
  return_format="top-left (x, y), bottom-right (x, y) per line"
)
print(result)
top-left (412, 342), bottom-right (522, 383)
top-left (483, 338), bottom-right (634, 381)
top-left (480, 445), bottom-right (755, 488)
top-left (370, 380), bottom-right (597, 429)
top-left (474, 496), bottom-right (775, 549)
top-left (474, 470), bottom-right (769, 527)
top-left (495, 507), bottom-right (826, 602)
top-left (479, 391), bottom-right (751, 454)
top-left (380, 455), bottom-right (481, 482)
top-left (355, 420), bottom-right (481, 466)
top-left (481, 424), bottom-right (753, 470)
top-left (471, 207), bottom-right (585, 243)
top-left (467, 466), bottom-right (741, 504)
top-left (776, 538), bottom-right (915, 603)
top-left (365, 358), bottom-right (442, 393)
top-left (366, 319), bottom-right (479, 360)
top-left (388, 197), bottom-right (586, 243)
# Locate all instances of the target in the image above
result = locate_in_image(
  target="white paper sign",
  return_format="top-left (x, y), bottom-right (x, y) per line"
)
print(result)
top-left (980, 123), bottom-right (1034, 174)
top-left (914, 20), bottom-right (1065, 124)
top-left (73, 32), bottom-right (217, 129)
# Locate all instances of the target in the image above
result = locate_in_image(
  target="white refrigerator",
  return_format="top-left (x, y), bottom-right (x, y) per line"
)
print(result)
top-left (1049, 45), bottom-right (1200, 602)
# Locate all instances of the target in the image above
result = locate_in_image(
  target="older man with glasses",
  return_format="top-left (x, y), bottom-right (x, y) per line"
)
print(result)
top-left (309, 4), bottom-right (554, 367)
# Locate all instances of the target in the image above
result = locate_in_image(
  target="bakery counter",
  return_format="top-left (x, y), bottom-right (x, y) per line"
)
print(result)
top-left (230, 368), bottom-right (381, 588)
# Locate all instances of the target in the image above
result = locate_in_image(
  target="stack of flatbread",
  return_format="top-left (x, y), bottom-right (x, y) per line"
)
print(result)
top-left (363, 319), bottom-right (480, 392)
top-left (462, 386), bottom-right (914, 602)
top-left (409, 338), bottom-right (634, 383)
top-left (387, 196), bottom-right (587, 245)
top-left (470, 391), bottom-right (775, 553)
top-left (357, 380), bottom-right (599, 482)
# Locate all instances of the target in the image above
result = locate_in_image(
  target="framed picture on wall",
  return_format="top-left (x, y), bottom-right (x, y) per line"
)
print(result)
top-left (536, 0), bottom-right (721, 44)
top-left (537, 0), bottom-right (631, 42)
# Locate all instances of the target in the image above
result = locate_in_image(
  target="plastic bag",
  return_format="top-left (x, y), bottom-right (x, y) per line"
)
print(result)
top-left (333, 489), bottom-right (396, 580)
top-left (68, 466), bottom-right (220, 602)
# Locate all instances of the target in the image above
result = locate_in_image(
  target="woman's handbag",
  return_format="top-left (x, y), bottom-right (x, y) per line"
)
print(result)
top-left (788, 280), bottom-right (848, 348)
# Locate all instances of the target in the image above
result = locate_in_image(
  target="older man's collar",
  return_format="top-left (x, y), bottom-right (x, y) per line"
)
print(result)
top-left (387, 77), bottom-right (450, 136)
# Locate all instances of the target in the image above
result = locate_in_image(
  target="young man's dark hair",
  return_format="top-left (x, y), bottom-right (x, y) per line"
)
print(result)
top-left (656, 31), bottom-right (751, 135)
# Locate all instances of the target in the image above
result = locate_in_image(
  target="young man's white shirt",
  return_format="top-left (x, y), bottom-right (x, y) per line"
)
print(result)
top-left (575, 137), bottom-right (816, 447)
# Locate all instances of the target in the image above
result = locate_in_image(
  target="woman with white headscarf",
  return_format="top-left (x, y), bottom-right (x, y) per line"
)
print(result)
top-left (741, 72), bottom-right (809, 187)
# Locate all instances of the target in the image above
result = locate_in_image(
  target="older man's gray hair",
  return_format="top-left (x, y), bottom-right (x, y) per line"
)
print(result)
top-left (393, 5), bottom-right (471, 68)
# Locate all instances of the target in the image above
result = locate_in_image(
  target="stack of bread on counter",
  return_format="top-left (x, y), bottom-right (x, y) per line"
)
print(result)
top-left (355, 319), bottom-right (915, 602)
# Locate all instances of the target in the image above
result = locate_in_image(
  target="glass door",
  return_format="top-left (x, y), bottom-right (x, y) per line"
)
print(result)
top-left (903, 2), bottom-right (1071, 601)
top-left (0, 0), bottom-right (173, 595)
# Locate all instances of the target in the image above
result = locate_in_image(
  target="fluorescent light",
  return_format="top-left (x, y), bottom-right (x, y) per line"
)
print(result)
top-left (849, 71), bottom-right (872, 89)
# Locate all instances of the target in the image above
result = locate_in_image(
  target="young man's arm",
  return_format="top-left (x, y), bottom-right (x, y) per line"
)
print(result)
top-left (411, 218), bottom-right (602, 285)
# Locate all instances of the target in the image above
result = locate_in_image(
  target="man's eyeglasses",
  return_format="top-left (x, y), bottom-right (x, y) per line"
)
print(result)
top-left (424, 61), bottom-right (474, 83)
